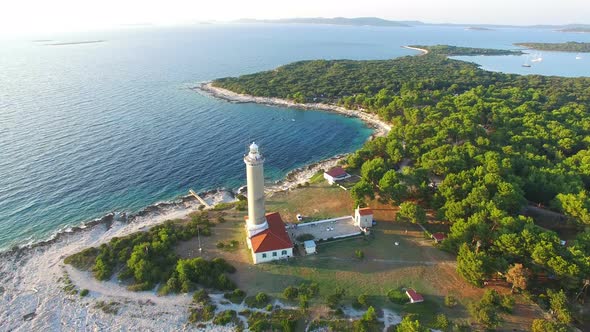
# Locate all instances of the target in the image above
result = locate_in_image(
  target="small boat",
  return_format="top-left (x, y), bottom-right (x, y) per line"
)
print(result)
top-left (522, 55), bottom-right (532, 67)
top-left (531, 53), bottom-right (543, 63)
top-left (576, 54), bottom-right (583, 60)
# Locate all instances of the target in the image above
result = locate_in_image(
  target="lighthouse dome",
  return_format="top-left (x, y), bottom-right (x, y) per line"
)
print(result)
top-left (249, 142), bottom-right (259, 153)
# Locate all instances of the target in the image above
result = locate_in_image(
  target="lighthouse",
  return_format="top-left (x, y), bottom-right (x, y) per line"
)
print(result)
top-left (243, 142), bottom-right (293, 264)
top-left (244, 142), bottom-right (268, 235)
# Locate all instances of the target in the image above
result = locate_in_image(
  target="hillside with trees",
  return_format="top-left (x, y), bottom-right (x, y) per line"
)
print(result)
top-left (213, 46), bottom-right (590, 327)
top-left (515, 41), bottom-right (590, 52)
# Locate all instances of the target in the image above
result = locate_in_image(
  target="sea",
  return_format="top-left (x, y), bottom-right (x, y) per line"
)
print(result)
top-left (0, 24), bottom-right (589, 251)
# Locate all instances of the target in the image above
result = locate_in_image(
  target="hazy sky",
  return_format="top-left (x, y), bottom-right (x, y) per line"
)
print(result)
top-left (1, 0), bottom-right (588, 35)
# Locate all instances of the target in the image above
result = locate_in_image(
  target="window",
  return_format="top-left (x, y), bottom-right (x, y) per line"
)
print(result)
top-left (272, 252), bottom-right (277, 257)
top-left (282, 250), bottom-right (287, 255)
top-left (262, 253), bottom-right (267, 258)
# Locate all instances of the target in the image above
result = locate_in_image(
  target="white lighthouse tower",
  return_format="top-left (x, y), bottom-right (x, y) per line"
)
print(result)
top-left (244, 142), bottom-right (268, 236)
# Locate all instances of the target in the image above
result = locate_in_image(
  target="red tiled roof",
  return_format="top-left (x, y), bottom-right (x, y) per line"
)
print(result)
top-left (406, 289), bottom-right (424, 302)
top-left (432, 232), bottom-right (446, 241)
top-left (358, 207), bottom-right (373, 216)
top-left (250, 212), bottom-right (293, 253)
top-left (325, 166), bottom-right (348, 178)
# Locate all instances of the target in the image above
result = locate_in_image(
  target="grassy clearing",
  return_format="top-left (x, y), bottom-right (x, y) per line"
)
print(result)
top-left (174, 184), bottom-right (544, 330)
top-left (266, 182), bottom-right (354, 223)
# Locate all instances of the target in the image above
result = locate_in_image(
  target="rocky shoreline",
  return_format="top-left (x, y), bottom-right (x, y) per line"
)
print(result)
top-left (0, 81), bottom-right (390, 331)
top-left (196, 82), bottom-right (391, 139)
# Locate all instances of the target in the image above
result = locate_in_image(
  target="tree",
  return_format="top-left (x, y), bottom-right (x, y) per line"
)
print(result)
top-left (361, 157), bottom-right (387, 185)
top-left (396, 316), bottom-right (428, 332)
top-left (283, 286), bottom-right (299, 300)
top-left (547, 289), bottom-right (572, 324)
top-left (531, 319), bottom-right (568, 332)
top-left (456, 243), bottom-right (488, 287)
top-left (468, 290), bottom-right (503, 329)
top-left (505, 263), bottom-right (531, 293)
top-left (299, 294), bottom-right (309, 310)
top-left (355, 249), bottom-right (365, 260)
top-left (555, 191), bottom-right (590, 224)
top-left (363, 306), bottom-right (378, 322)
top-left (357, 294), bottom-right (369, 307)
top-left (379, 170), bottom-right (407, 204)
top-left (326, 287), bottom-right (346, 309)
top-left (350, 180), bottom-right (374, 205)
top-left (397, 201), bottom-right (427, 223)
top-left (434, 314), bottom-right (450, 330)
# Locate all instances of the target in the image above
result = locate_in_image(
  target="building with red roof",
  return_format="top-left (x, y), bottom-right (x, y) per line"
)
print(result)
top-left (247, 212), bottom-right (293, 263)
top-left (354, 206), bottom-right (374, 228)
top-left (405, 289), bottom-right (424, 303)
top-left (431, 232), bottom-right (447, 243)
top-left (323, 166), bottom-right (351, 185)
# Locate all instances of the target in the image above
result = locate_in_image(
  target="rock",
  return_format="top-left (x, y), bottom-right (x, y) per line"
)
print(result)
top-left (23, 311), bottom-right (36, 321)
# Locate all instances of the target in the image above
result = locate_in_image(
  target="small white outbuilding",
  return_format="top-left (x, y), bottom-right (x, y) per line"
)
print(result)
top-left (304, 240), bottom-right (317, 255)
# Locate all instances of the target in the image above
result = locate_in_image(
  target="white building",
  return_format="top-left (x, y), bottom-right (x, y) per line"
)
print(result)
top-left (323, 166), bottom-right (351, 185)
top-left (244, 143), bottom-right (293, 264)
top-left (304, 240), bottom-right (317, 255)
top-left (354, 206), bottom-right (374, 228)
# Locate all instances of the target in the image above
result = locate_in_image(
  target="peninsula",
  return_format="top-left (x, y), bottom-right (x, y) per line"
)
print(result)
top-left (209, 45), bottom-right (590, 330)
top-left (515, 41), bottom-right (590, 52)
top-left (44, 40), bottom-right (106, 46)
top-left (4, 44), bottom-right (589, 332)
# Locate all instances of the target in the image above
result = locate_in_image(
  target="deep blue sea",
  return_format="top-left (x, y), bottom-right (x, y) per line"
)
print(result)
top-left (0, 24), bottom-right (589, 250)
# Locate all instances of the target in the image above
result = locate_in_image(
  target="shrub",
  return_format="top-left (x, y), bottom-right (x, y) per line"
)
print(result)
top-left (256, 292), bottom-right (269, 304)
top-left (299, 282), bottom-right (319, 297)
top-left (216, 241), bottom-right (225, 249)
top-left (299, 294), bottom-right (309, 310)
top-left (357, 294), bottom-right (369, 307)
top-left (283, 286), bottom-right (299, 300)
top-left (326, 287), bottom-right (346, 309)
top-left (213, 310), bottom-right (237, 326)
top-left (223, 289), bottom-right (246, 304)
top-left (189, 304), bottom-right (216, 323)
top-left (531, 319), bottom-right (568, 332)
top-left (212, 202), bottom-right (235, 211)
top-left (500, 295), bottom-right (515, 313)
top-left (64, 247), bottom-right (99, 270)
top-left (193, 289), bottom-right (209, 304)
top-left (355, 249), bottom-right (364, 259)
top-left (387, 289), bottom-right (406, 304)
top-left (444, 295), bottom-right (457, 307)
top-left (434, 313), bottom-right (450, 330)
top-left (80, 289), bottom-right (89, 297)
top-left (245, 292), bottom-right (271, 308)
top-left (296, 234), bottom-right (314, 242)
top-left (236, 200), bottom-right (247, 211)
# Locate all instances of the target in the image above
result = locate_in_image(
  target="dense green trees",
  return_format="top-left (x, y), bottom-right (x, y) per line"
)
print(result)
top-left (214, 46), bottom-right (590, 300)
top-left (515, 42), bottom-right (590, 53)
top-left (396, 202), bottom-right (426, 223)
top-left (64, 214), bottom-right (235, 292)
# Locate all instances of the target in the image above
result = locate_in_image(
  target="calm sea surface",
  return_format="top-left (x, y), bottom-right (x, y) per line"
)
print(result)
top-left (0, 24), bottom-right (588, 250)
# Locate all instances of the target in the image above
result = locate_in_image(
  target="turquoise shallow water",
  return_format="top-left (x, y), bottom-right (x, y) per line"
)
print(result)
top-left (0, 24), bottom-right (588, 250)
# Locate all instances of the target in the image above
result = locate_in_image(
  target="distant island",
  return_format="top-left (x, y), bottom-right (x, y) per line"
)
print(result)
top-left (557, 27), bottom-right (590, 33)
top-left (515, 41), bottom-right (590, 53)
top-left (44, 40), bottom-right (105, 46)
top-left (465, 27), bottom-right (494, 31)
top-left (408, 44), bottom-right (523, 56)
top-left (235, 17), bottom-right (411, 27)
